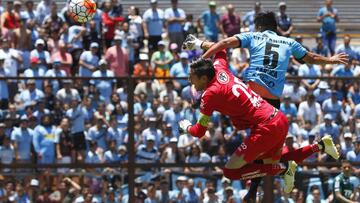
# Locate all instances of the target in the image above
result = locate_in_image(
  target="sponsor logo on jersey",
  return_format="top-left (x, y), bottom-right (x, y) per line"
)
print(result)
top-left (217, 71), bottom-right (229, 84)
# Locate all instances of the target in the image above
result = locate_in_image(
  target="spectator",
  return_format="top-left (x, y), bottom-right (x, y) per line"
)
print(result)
top-left (322, 91), bottom-right (342, 121)
top-left (11, 115), bottom-right (34, 163)
top-left (287, 114), bottom-right (301, 143)
top-left (44, 59), bottom-right (67, 94)
top-left (169, 43), bottom-right (180, 65)
top-left (142, 117), bottom-right (162, 147)
top-left (221, 4), bottom-right (241, 38)
top-left (280, 95), bottom-right (298, 118)
top-left (30, 39), bottom-right (51, 71)
top-left (18, 79), bottom-right (45, 108)
top-left (165, 0), bottom-right (186, 49)
top-left (145, 183), bottom-right (159, 203)
top-left (312, 34), bottom-right (330, 57)
top-left (143, 0), bottom-right (164, 53)
top-left (79, 42), bottom-right (100, 78)
top-left (136, 134), bottom-right (159, 164)
top-left (24, 57), bottom-right (46, 90)
top-left (36, 0), bottom-right (52, 25)
top-left (90, 59), bottom-right (116, 104)
top-left (51, 40), bottom-right (73, 75)
top-left (242, 2), bottom-right (261, 32)
top-left (170, 176), bottom-right (187, 202)
top-left (298, 62), bottom-right (321, 91)
top-left (283, 134), bottom-right (299, 154)
top-left (163, 99), bottom-right (184, 137)
top-left (126, 6), bottom-right (143, 61)
top-left (283, 80), bottom-right (307, 105)
top-left (55, 79), bottom-right (80, 105)
top-left (151, 41), bottom-right (173, 81)
top-left (319, 114), bottom-right (340, 143)
top-left (183, 14), bottom-right (198, 38)
top-left (88, 117), bottom-right (109, 151)
top-left (183, 178), bottom-right (201, 203)
top-left (333, 161), bottom-right (355, 202)
top-left (105, 32), bottom-right (129, 77)
top-left (85, 141), bottom-right (102, 172)
top-left (66, 97), bottom-right (87, 162)
top-left (317, 0), bottom-right (339, 56)
top-left (306, 186), bottom-right (326, 203)
top-left (348, 81), bottom-right (360, 108)
top-left (106, 117), bottom-right (124, 149)
top-left (55, 117), bottom-right (72, 173)
top-left (0, 2), bottom-right (20, 38)
top-left (336, 34), bottom-right (358, 62)
top-left (103, 140), bottom-right (120, 163)
top-left (1, 38), bottom-right (22, 101)
top-left (101, 1), bottom-right (124, 49)
top-left (0, 53), bottom-right (10, 110)
top-left (298, 93), bottom-right (322, 126)
top-left (42, 2), bottom-right (63, 37)
top-left (119, 22), bottom-right (138, 67)
top-left (313, 81), bottom-right (331, 105)
top-left (33, 114), bottom-right (57, 164)
top-left (67, 23), bottom-right (86, 74)
top-left (159, 81), bottom-right (178, 103)
top-left (341, 132), bottom-right (354, 157)
top-left (185, 144), bottom-right (211, 174)
top-left (171, 52), bottom-right (190, 89)
top-left (276, 2), bottom-right (293, 37)
top-left (198, 1), bottom-right (223, 42)
top-left (133, 53), bottom-right (153, 77)
top-left (134, 93), bottom-right (151, 115)
top-left (13, 17), bottom-right (32, 71)
top-left (21, 0), bottom-right (36, 23)
top-left (0, 136), bottom-right (14, 173)
top-left (156, 180), bottom-right (171, 202)
top-left (13, 181), bottom-right (31, 203)
top-left (33, 100), bottom-right (50, 124)
top-left (331, 61), bottom-right (354, 80)
top-left (346, 137), bottom-right (360, 162)
top-left (212, 145), bottom-right (229, 173)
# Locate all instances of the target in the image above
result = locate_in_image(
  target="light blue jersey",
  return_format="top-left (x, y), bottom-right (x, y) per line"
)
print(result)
top-left (235, 30), bottom-right (307, 97)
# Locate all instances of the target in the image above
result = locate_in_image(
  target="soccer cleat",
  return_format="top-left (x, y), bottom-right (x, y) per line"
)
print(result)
top-left (321, 135), bottom-right (340, 160)
top-left (283, 161), bottom-right (297, 193)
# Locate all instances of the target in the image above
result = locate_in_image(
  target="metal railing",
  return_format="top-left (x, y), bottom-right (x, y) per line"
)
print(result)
top-left (0, 75), bottom-right (359, 202)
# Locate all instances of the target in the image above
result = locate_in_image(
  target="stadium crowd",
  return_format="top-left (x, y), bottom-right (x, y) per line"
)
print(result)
top-left (0, 0), bottom-right (360, 202)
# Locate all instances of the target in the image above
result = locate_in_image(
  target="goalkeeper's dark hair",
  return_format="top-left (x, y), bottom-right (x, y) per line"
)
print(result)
top-left (190, 58), bottom-right (215, 81)
top-left (255, 11), bottom-right (277, 32)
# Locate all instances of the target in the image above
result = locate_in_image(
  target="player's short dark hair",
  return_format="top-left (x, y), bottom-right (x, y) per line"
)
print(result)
top-left (254, 11), bottom-right (277, 32)
top-left (190, 58), bottom-right (215, 81)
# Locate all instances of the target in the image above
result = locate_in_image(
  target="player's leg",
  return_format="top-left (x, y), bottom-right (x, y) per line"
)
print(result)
top-left (280, 135), bottom-right (339, 163)
top-left (223, 112), bottom-right (293, 181)
top-left (246, 98), bottom-right (281, 201)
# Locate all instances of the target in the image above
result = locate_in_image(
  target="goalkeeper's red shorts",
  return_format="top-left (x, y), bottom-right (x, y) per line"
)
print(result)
top-left (235, 110), bottom-right (289, 163)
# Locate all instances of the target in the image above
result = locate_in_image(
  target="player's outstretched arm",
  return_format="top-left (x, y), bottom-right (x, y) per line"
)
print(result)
top-left (302, 52), bottom-right (349, 66)
top-left (202, 36), bottom-right (240, 59)
top-left (182, 34), bottom-right (215, 51)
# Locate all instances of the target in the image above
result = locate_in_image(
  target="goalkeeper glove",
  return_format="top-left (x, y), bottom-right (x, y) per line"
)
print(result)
top-left (182, 34), bottom-right (203, 50)
top-left (178, 119), bottom-right (192, 134)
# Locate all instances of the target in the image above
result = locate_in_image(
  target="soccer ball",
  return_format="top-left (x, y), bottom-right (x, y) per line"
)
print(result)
top-left (68, 0), bottom-right (96, 23)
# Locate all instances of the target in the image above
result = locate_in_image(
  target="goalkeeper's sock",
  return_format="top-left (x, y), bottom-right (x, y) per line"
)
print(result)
top-left (223, 163), bottom-right (286, 180)
top-left (280, 144), bottom-right (320, 163)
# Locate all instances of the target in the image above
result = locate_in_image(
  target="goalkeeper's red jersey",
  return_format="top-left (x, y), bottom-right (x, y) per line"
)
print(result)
top-left (200, 50), bottom-right (275, 130)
